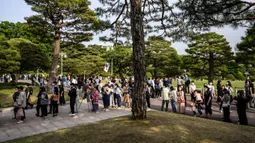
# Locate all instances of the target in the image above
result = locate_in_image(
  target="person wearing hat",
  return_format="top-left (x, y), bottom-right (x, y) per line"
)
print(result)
top-left (68, 83), bottom-right (77, 116)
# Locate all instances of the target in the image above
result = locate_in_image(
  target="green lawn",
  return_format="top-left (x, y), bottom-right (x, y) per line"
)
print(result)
top-left (0, 83), bottom-right (69, 108)
top-left (172, 80), bottom-right (245, 90)
top-left (8, 111), bottom-right (255, 143)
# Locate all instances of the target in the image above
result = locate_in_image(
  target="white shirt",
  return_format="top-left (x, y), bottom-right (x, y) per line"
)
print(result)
top-left (170, 90), bottom-right (177, 102)
top-left (177, 78), bottom-right (182, 85)
top-left (190, 84), bottom-right (196, 93)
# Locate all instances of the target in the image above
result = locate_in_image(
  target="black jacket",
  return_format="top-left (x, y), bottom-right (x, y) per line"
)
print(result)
top-left (68, 88), bottom-right (77, 103)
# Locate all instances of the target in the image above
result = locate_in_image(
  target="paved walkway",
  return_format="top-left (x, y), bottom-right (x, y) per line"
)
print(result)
top-left (0, 102), bottom-right (131, 142)
top-left (150, 96), bottom-right (255, 126)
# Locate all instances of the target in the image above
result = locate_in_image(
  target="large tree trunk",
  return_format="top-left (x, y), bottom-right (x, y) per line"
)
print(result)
top-left (130, 0), bottom-right (147, 119)
top-left (47, 30), bottom-right (61, 92)
top-left (208, 53), bottom-right (214, 83)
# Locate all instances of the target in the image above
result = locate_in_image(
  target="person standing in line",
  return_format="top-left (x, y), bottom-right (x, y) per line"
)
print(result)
top-left (193, 90), bottom-right (203, 117)
top-left (52, 87), bottom-right (59, 117)
top-left (145, 83), bottom-right (151, 109)
top-left (68, 83), bottom-right (77, 117)
top-left (234, 90), bottom-right (249, 125)
top-left (245, 79), bottom-right (251, 108)
top-left (204, 86), bottom-right (212, 119)
top-left (35, 88), bottom-right (43, 117)
top-left (217, 80), bottom-right (223, 112)
top-left (115, 84), bottom-right (122, 108)
top-left (109, 85), bottom-right (114, 108)
top-left (221, 89), bottom-right (231, 122)
top-left (104, 84), bottom-right (111, 111)
top-left (17, 86), bottom-right (27, 123)
top-left (12, 87), bottom-right (20, 120)
top-left (25, 84), bottom-right (33, 109)
top-left (92, 86), bottom-right (99, 113)
top-left (185, 75), bottom-right (190, 93)
top-left (75, 85), bottom-right (82, 113)
top-left (39, 87), bottom-right (48, 120)
top-left (249, 79), bottom-right (254, 108)
top-left (161, 84), bottom-right (170, 112)
top-left (177, 86), bottom-right (185, 114)
top-left (225, 81), bottom-right (234, 112)
top-left (177, 76), bottom-right (183, 89)
top-left (59, 83), bottom-right (66, 105)
top-left (170, 86), bottom-right (177, 113)
top-left (189, 81), bottom-right (196, 98)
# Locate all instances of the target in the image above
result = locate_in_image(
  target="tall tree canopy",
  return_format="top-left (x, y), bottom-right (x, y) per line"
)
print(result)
top-left (145, 36), bottom-right (181, 78)
top-left (177, 0), bottom-right (255, 29)
top-left (185, 32), bottom-right (233, 82)
top-left (25, 0), bottom-right (100, 89)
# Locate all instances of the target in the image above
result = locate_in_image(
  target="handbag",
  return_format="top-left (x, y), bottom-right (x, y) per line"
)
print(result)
top-left (17, 108), bottom-right (24, 117)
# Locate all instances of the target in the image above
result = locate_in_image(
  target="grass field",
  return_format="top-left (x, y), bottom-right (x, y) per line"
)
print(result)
top-left (0, 83), bottom-right (69, 108)
top-left (171, 80), bottom-right (245, 90)
top-left (8, 111), bottom-right (255, 143)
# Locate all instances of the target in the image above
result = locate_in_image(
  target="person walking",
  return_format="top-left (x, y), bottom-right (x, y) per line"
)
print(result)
top-left (17, 86), bottom-right (26, 123)
top-left (39, 87), bottom-right (48, 120)
top-left (177, 86), bottom-right (185, 114)
top-left (204, 86), bottom-right (212, 119)
top-left (68, 83), bottom-right (77, 117)
top-left (170, 86), bottom-right (177, 113)
top-left (161, 84), bottom-right (170, 111)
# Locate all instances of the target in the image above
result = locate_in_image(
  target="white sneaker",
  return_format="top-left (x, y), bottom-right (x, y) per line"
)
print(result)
top-left (220, 110), bottom-right (222, 113)
top-left (96, 111), bottom-right (99, 114)
top-left (106, 109), bottom-right (109, 112)
top-left (17, 120), bottom-right (24, 124)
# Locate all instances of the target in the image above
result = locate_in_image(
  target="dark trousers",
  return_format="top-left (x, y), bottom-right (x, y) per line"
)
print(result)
top-left (114, 94), bottom-right (117, 106)
top-left (205, 105), bottom-right (212, 115)
top-left (70, 102), bottom-right (75, 114)
top-left (60, 95), bottom-right (66, 105)
top-left (93, 104), bottom-right (99, 112)
top-left (41, 105), bottom-right (48, 117)
top-left (117, 94), bottom-right (121, 107)
top-left (161, 100), bottom-right (169, 111)
top-left (13, 107), bottom-right (18, 118)
top-left (194, 104), bottom-right (203, 115)
top-left (52, 101), bottom-right (58, 115)
top-left (36, 104), bottom-right (41, 115)
top-left (237, 108), bottom-right (248, 125)
top-left (156, 89), bottom-right (161, 98)
top-left (146, 95), bottom-right (151, 108)
top-left (48, 103), bottom-right (53, 113)
top-left (219, 101), bottom-right (223, 111)
top-left (223, 106), bottom-right (231, 122)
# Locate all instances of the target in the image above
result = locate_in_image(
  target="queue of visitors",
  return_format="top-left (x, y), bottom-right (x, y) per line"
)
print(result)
top-left (11, 75), bottom-right (254, 126)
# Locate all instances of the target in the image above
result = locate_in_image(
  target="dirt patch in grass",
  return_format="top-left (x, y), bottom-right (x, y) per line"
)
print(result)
top-left (8, 111), bottom-right (255, 143)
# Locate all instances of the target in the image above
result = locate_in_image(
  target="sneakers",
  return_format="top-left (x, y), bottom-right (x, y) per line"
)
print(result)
top-left (17, 120), bottom-right (24, 124)
top-left (69, 114), bottom-right (75, 117)
top-left (96, 111), bottom-right (99, 114)
top-left (105, 109), bottom-right (109, 112)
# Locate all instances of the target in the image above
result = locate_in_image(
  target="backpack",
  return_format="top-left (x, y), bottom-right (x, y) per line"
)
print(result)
top-left (40, 94), bottom-right (48, 105)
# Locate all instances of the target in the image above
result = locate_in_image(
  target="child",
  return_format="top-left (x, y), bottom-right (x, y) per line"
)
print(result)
top-left (92, 86), bottom-right (99, 113)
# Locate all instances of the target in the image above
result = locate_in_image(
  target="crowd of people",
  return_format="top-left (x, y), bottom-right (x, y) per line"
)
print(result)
top-left (11, 75), bottom-right (254, 126)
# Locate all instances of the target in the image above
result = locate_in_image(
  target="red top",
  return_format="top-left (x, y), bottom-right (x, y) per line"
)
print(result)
top-left (92, 91), bottom-right (99, 104)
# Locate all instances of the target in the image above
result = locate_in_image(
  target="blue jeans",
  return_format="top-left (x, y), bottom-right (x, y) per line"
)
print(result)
top-left (116, 94), bottom-right (121, 107)
top-left (171, 100), bottom-right (177, 113)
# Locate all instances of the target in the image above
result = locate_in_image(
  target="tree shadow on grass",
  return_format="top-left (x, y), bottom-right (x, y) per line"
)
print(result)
top-left (8, 111), bottom-right (255, 143)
